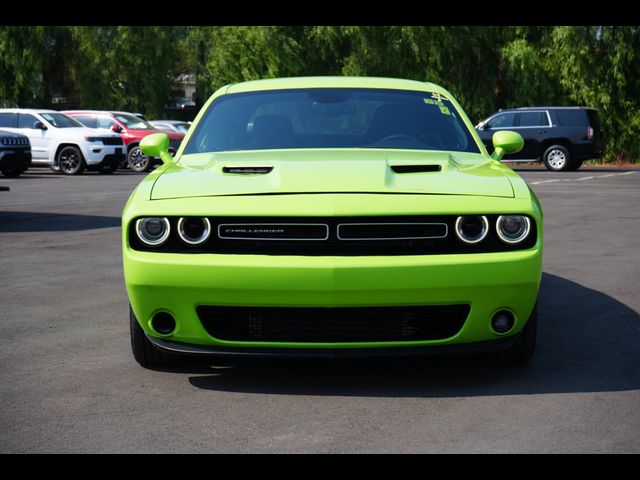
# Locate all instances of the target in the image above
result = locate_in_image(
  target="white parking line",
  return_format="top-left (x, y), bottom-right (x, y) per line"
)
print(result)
top-left (529, 171), bottom-right (637, 185)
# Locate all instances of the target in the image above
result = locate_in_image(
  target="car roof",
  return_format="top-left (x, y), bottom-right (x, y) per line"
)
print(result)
top-left (225, 76), bottom-right (446, 95)
top-left (63, 110), bottom-right (106, 115)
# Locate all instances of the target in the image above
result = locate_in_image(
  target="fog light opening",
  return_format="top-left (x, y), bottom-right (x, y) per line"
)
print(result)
top-left (491, 310), bottom-right (515, 334)
top-left (151, 311), bottom-right (176, 335)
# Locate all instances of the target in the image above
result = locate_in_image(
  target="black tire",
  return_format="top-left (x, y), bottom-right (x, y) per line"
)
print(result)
top-left (543, 145), bottom-right (572, 172)
top-left (57, 145), bottom-right (86, 175)
top-left (495, 303), bottom-right (537, 365)
top-left (127, 145), bottom-right (150, 173)
top-left (130, 305), bottom-right (180, 368)
top-left (567, 159), bottom-right (584, 171)
top-left (1, 168), bottom-right (24, 177)
top-left (98, 162), bottom-right (118, 174)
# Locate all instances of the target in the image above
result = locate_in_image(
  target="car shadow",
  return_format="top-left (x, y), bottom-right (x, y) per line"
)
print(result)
top-left (181, 273), bottom-right (640, 397)
top-left (0, 211), bottom-right (120, 232)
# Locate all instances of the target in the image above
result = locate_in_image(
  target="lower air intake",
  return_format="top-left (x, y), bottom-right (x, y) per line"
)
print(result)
top-left (197, 304), bottom-right (469, 343)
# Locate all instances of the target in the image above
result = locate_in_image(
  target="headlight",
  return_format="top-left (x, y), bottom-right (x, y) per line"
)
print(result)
top-left (177, 217), bottom-right (211, 246)
top-left (85, 137), bottom-right (100, 143)
top-left (136, 217), bottom-right (170, 246)
top-left (496, 215), bottom-right (531, 244)
top-left (455, 215), bottom-right (489, 244)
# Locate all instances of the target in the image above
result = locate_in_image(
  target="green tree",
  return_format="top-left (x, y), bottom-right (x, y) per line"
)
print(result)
top-left (71, 26), bottom-right (181, 117)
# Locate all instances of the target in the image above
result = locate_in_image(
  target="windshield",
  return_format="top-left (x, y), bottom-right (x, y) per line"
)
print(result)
top-left (114, 113), bottom-right (155, 130)
top-left (40, 113), bottom-right (84, 128)
top-left (184, 88), bottom-right (480, 154)
top-left (173, 123), bottom-right (190, 134)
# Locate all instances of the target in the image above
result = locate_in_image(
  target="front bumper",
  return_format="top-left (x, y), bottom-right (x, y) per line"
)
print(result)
top-left (84, 145), bottom-right (125, 166)
top-left (0, 149), bottom-right (32, 170)
top-left (125, 247), bottom-right (542, 352)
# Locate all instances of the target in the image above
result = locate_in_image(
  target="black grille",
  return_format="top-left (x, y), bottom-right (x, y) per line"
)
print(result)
top-left (100, 137), bottom-right (124, 145)
top-left (128, 215), bottom-right (537, 255)
top-left (337, 223), bottom-right (446, 240)
top-left (1, 137), bottom-right (29, 146)
top-left (197, 305), bottom-right (470, 343)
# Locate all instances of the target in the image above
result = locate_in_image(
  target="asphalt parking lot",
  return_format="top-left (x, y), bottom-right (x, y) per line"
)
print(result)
top-left (1, 166), bottom-right (639, 453)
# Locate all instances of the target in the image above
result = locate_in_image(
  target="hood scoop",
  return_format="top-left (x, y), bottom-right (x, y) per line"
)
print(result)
top-left (390, 164), bottom-right (442, 174)
top-left (222, 166), bottom-right (273, 175)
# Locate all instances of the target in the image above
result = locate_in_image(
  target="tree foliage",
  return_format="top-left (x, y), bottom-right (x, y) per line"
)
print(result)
top-left (1, 26), bottom-right (638, 161)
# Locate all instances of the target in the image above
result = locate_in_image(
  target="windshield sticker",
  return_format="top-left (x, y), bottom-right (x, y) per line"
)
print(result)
top-left (439, 105), bottom-right (451, 115)
top-left (423, 98), bottom-right (436, 105)
top-left (431, 92), bottom-right (448, 102)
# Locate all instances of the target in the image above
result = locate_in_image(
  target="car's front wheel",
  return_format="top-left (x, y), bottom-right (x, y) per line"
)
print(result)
top-left (57, 146), bottom-right (86, 175)
top-left (543, 145), bottom-right (572, 172)
top-left (130, 305), bottom-right (182, 368)
top-left (127, 145), bottom-right (150, 173)
top-left (495, 303), bottom-right (537, 365)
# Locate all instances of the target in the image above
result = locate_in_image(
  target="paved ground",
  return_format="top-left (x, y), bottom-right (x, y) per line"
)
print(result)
top-left (1, 166), bottom-right (639, 453)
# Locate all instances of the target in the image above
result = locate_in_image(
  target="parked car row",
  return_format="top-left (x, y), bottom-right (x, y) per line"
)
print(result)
top-left (0, 108), bottom-right (187, 175)
top-left (63, 111), bottom-right (186, 172)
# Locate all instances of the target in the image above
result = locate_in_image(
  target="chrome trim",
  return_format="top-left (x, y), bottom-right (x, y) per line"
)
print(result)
top-left (455, 216), bottom-right (489, 244)
top-left (337, 222), bottom-right (448, 241)
top-left (177, 217), bottom-right (211, 246)
top-left (218, 223), bottom-right (329, 241)
top-left (135, 217), bottom-right (170, 247)
top-left (496, 215), bottom-right (531, 244)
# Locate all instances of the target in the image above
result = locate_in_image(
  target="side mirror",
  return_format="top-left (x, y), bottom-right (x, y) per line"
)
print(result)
top-left (491, 130), bottom-right (523, 161)
top-left (111, 124), bottom-right (123, 133)
top-left (33, 121), bottom-right (47, 130)
top-left (140, 132), bottom-right (172, 165)
top-left (477, 122), bottom-right (487, 131)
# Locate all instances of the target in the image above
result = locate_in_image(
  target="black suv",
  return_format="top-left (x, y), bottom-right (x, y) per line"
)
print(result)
top-left (476, 107), bottom-right (604, 171)
top-left (0, 130), bottom-right (31, 177)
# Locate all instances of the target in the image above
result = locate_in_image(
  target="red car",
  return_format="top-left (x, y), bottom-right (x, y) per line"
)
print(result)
top-left (63, 110), bottom-right (184, 172)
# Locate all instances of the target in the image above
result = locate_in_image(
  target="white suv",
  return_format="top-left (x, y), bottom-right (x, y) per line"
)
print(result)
top-left (0, 109), bottom-right (126, 175)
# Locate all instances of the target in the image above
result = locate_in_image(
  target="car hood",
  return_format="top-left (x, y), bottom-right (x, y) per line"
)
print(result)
top-left (150, 149), bottom-right (514, 200)
top-left (58, 127), bottom-right (120, 138)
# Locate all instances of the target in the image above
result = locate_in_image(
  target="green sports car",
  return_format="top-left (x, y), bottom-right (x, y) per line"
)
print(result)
top-left (123, 76), bottom-right (542, 367)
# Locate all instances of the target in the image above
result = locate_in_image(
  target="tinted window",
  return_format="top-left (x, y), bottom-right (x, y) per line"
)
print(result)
top-left (0, 113), bottom-right (16, 128)
top-left (556, 109), bottom-right (587, 127)
top-left (17, 114), bottom-right (38, 129)
top-left (185, 88), bottom-right (480, 154)
top-left (487, 112), bottom-right (516, 129)
top-left (40, 113), bottom-right (83, 128)
top-left (73, 115), bottom-right (97, 128)
top-left (519, 111), bottom-right (548, 127)
top-left (97, 115), bottom-right (117, 129)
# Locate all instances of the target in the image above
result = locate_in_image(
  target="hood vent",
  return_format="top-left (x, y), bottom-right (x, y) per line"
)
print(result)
top-left (222, 166), bottom-right (273, 175)
top-left (391, 165), bottom-right (442, 174)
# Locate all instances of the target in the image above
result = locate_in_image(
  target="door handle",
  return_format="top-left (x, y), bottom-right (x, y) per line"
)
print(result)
top-left (537, 130), bottom-right (547, 134)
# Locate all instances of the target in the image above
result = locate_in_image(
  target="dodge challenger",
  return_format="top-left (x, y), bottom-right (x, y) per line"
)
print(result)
top-left (123, 77), bottom-right (542, 367)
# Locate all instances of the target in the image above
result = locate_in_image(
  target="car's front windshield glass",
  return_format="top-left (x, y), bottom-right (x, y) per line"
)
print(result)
top-left (184, 88), bottom-right (480, 154)
top-left (40, 113), bottom-right (83, 128)
top-left (174, 123), bottom-right (189, 134)
top-left (115, 114), bottom-right (154, 130)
